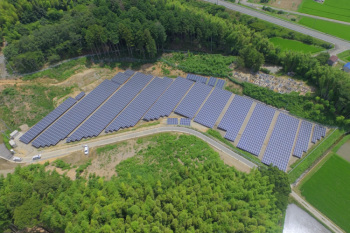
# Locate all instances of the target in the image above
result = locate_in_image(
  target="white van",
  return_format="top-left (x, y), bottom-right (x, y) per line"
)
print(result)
top-left (13, 157), bottom-right (22, 162)
top-left (84, 145), bottom-right (89, 155)
top-left (32, 154), bottom-right (41, 160)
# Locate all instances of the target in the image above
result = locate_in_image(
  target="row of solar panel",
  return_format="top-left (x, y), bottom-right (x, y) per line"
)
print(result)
top-left (186, 74), bottom-right (225, 89)
top-left (166, 118), bottom-right (191, 126)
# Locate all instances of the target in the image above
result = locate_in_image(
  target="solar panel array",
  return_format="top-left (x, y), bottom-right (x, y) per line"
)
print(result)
top-left (111, 71), bottom-right (134, 85)
top-left (187, 74), bottom-right (207, 84)
top-left (311, 125), bottom-right (326, 143)
top-left (32, 80), bottom-right (120, 147)
top-left (106, 77), bottom-right (173, 132)
top-left (67, 73), bottom-right (153, 142)
top-left (180, 118), bottom-right (191, 126)
top-left (208, 77), bottom-right (217, 87)
top-left (218, 95), bottom-right (253, 142)
top-left (216, 79), bottom-right (225, 89)
top-left (75, 92), bottom-right (85, 101)
top-left (237, 103), bottom-right (276, 156)
top-left (167, 118), bottom-right (178, 125)
top-left (175, 82), bottom-right (212, 119)
top-left (143, 77), bottom-right (193, 121)
top-left (20, 97), bottom-right (77, 144)
top-left (124, 69), bottom-right (135, 76)
top-left (262, 113), bottom-right (300, 171)
top-left (293, 121), bottom-right (312, 158)
top-left (194, 88), bottom-right (232, 128)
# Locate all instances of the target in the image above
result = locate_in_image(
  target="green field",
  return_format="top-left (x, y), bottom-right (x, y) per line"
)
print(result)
top-left (269, 37), bottom-right (323, 53)
top-left (298, 0), bottom-right (350, 23)
top-left (299, 17), bottom-right (350, 41)
top-left (337, 50), bottom-right (350, 63)
top-left (300, 155), bottom-right (350, 232)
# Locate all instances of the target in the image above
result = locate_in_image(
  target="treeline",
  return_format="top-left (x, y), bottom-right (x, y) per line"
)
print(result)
top-left (0, 134), bottom-right (290, 232)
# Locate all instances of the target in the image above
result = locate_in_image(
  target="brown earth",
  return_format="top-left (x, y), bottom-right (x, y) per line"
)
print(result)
top-left (248, 0), bottom-right (303, 11)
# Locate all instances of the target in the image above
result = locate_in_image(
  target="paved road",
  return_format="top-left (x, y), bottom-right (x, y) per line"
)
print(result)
top-left (204, 0), bottom-right (350, 54)
top-left (291, 191), bottom-right (345, 233)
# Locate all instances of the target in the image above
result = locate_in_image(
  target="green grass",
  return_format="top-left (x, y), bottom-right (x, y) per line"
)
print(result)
top-left (23, 57), bottom-right (88, 81)
top-left (96, 144), bottom-right (119, 154)
top-left (299, 17), bottom-right (350, 41)
top-left (298, 0), bottom-right (350, 23)
top-left (288, 129), bottom-right (343, 183)
top-left (337, 50), bottom-right (350, 63)
top-left (269, 37), bottom-right (324, 53)
top-left (300, 155), bottom-right (350, 232)
top-left (53, 159), bottom-right (71, 170)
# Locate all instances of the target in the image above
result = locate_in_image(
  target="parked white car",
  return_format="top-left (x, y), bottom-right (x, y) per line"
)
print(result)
top-left (84, 145), bottom-right (89, 155)
top-left (13, 157), bottom-right (22, 162)
top-left (32, 154), bottom-right (41, 160)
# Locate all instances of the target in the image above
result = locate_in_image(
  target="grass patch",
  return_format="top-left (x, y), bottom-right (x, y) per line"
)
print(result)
top-left (299, 17), bottom-right (350, 41)
top-left (75, 160), bottom-right (92, 178)
top-left (269, 37), bottom-right (324, 53)
top-left (337, 50), bottom-right (350, 63)
top-left (162, 52), bottom-right (236, 78)
top-left (52, 159), bottom-right (71, 170)
top-left (300, 154), bottom-right (350, 232)
top-left (23, 57), bottom-right (87, 81)
top-left (288, 128), bottom-right (343, 183)
top-left (206, 129), bottom-right (263, 165)
top-left (96, 144), bottom-right (119, 155)
top-left (298, 0), bottom-right (350, 23)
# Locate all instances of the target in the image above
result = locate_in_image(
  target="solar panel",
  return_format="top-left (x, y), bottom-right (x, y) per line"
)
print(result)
top-left (143, 77), bottom-right (193, 121)
top-left (67, 73), bottom-right (153, 142)
top-left (19, 97), bottom-right (77, 144)
top-left (180, 118), bottom-right (191, 126)
top-left (218, 95), bottom-right (253, 142)
top-left (186, 74), bottom-right (208, 84)
top-left (215, 79), bottom-right (225, 89)
top-left (311, 125), bottom-right (326, 143)
top-left (194, 88), bottom-right (232, 128)
top-left (111, 71), bottom-right (134, 85)
top-left (262, 113), bottom-right (300, 171)
top-left (32, 80), bottom-right (120, 147)
top-left (106, 77), bottom-right (173, 133)
top-left (208, 77), bottom-right (217, 87)
top-left (75, 92), bottom-right (85, 101)
top-left (124, 69), bottom-right (135, 76)
top-left (175, 82), bottom-right (212, 119)
top-left (237, 103), bottom-right (276, 156)
top-left (293, 121), bottom-right (312, 158)
top-left (167, 118), bottom-right (178, 125)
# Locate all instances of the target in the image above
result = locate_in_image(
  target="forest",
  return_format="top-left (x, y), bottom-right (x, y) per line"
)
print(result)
top-left (0, 133), bottom-right (290, 232)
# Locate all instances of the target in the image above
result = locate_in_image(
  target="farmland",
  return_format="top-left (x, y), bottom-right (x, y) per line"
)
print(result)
top-left (298, 0), bottom-right (350, 23)
top-left (300, 154), bottom-right (350, 232)
top-left (269, 37), bottom-right (324, 53)
top-left (299, 17), bottom-right (350, 41)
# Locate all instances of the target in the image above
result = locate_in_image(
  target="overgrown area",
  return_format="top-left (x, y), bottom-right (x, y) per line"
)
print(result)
top-left (0, 133), bottom-right (290, 232)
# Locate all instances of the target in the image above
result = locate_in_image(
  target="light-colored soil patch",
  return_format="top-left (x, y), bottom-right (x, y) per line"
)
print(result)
top-left (216, 148), bottom-right (251, 173)
top-left (249, 0), bottom-right (303, 11)
top-left (0, 158), bottom-right (20, 177)
top-left (337, 141), bottom-right (350, 163)
top-left (139, 61), bottom-right (187, 78)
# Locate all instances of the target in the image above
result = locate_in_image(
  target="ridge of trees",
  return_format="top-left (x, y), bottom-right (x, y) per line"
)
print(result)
top-left (0, 133), bottom-right (290, 232)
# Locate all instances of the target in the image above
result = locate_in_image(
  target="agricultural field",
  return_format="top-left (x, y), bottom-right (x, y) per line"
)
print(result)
top-left (300, 154), bottom-right (350, 232)
top-left (337, 50), bottom-right (350, 63)
top-left (269, 37), bottom-right (324, 53)
top-left (298, 0), bottom-right (350, 23)
top-left (299, 17), bottom-right (350, 41)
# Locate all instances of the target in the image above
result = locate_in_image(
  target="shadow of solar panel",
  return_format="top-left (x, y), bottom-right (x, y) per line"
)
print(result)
top-left (106, 77), bottom-right (173, 133)
top-left (180, 118), bottom-right (191, 126)
top-left (237, 103), bottom-right (276, 156)
top-left (67, 73), bottom-right (153, 142)
top-left (143, 77), bottom-right (193, 121)
top-left (20, 97), bottom-right (77, 144)
top-left (167, 118), bottom-right (178, 125)
top-left (175, 82), bottom-right (212, 119)
top-left (218, 95), bottom-right (253, 142)
top-left (215, 79), bottom-right (225, 89)
top-left (32, 80), bottom-right (119, 148)
top-left (194, 88), bottom-right (231, 128)
top-left (262, 113), bottom-right (299, 171)
top-left (75, 92), bottom-right (85, 101)
top-left (208, 77), bottom-right (217, 87)
top-left (293, 121), bottom-right (312, 158)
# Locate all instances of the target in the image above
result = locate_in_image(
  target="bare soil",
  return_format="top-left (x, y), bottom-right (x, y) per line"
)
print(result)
top-left (249, 0), bottom-right (303, 11)
top-left (337, 140), bottom-right (350, 163)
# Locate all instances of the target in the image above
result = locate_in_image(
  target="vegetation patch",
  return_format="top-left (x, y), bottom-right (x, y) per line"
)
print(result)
top-left (300, 155), bottom-right (350, 232)
top-left (52, 159), bottom-right (71, 171)
top-left (269, 37), bottom-right (323, 53)
top-left (299, 17), bottom-right (350, 41)
top-left (337, 50), bottom-right (350, 63)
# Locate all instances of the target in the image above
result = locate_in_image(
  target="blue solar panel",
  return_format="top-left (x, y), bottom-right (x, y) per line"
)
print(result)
top-left (311, 125), bottom-right (326, 143)
top-left (293, 121), bottom-right (312, 158)
top-left (19, 97), bottom-right (77, 144)
top-left (143, 77), bottom-right (193, 121)
top-left (67, 73), bottom-right (153, 142)
top-left (175, 82), bottom-right (212, 119)
top-left (180, 118), bottom-right (191, 126)
top-left (75, 92), bottom-right (85, 101)
top-left (194, 88), bottom-right (231, 128)
top-left (215, 79), bottom-right (225, 89)
top-left (208, 77), bottom-right (217, 87)
top-left (237, 103), bottom-right (276, 156)
top-left (167, 118), bottom-right (178, 125)
top-left (218, 95), bottom-right (253, 142)
top-left (32, 80), bottom-right (120, 147)
top-left (186, 74), bottom-right (208, 84)
top-left (124, 69), bottom-right (135, 76)
top-left (111, 71), bottom-right (134, 85)
top-left (106, 77), bottom-right (173, 133)
top-left (262, 113), bottom-right (300, 171)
